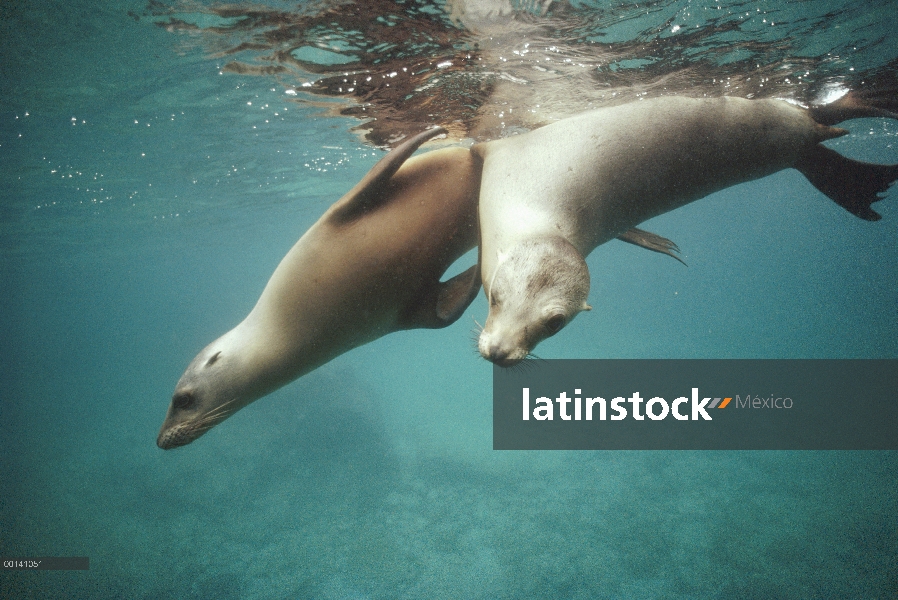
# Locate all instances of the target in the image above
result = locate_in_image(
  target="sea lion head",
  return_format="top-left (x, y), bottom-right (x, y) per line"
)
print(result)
top-left (478, 237), bottom-right (591, 367)
top-left (157, 335), bottom-right (254, 450)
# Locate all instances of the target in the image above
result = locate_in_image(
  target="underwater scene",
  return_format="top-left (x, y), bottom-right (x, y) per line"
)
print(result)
top-left (2, 0), bottom-right (896, 598)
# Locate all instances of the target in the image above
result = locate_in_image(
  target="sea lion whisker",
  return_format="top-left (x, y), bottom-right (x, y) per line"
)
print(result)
top-left (189, 420), bottom-right (219, 435)
top-left (193, 407), bottom-right (237, 430)
top-left (469, 317), bottom-right (487, 354)
top-left (197, 405), bottom-right (236, 424)
top-left (191, 400), bottom-right (240, 428)
top-left (199, 397), bottom-right (240, 421)
top-left (471, 316), bottom-right (484, 333)
top-left (510, 354), bottom-right (542, 373)
top-left (193, 413), bottom-right (229, 429)
top-left (190, 422), bottom-right (217, 435)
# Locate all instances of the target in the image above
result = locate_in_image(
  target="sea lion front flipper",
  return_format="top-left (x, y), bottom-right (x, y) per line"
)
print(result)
top-left (403, 264), bottom-right (482, 329)
top-left (329, 127), bottom-right (447, 224)
top-left (435, 264), bottom-right (482, 325)
top-left (617, 227), bottom-right (687, 266)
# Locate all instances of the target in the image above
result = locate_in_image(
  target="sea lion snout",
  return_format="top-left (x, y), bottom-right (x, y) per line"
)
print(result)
top-left (479, 239), bottom-right (590, 363)
top-left (478, 327), bottom-right (530, 367)
top-left (156, 426), bottom-right (188, 450)
top-left (481, 345), bottom-right (522, 367)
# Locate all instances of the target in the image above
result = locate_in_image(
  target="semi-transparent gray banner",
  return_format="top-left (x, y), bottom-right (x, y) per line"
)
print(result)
top-left (2, 557), bottom-right (89, 570)
top-left (493, 360), bottom-right (897, 450)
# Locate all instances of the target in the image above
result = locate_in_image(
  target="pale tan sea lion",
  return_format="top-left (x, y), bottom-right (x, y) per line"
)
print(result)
top-left (157, 128), bottom-right (483, 449)
top-left (473, 93), bottom-right (898, 366)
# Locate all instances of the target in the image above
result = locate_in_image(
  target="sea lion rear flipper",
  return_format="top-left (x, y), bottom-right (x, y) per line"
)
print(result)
top-left (617, 227), bottom-right (687, 266)
top-left (329, 127), bottom-right (447, 224)
top-left (809, 89), bottom-right (898, 126)
top-left (795, 145), bottom-right (898, 221)
top-left (404, 264), bottom-right (481, 329)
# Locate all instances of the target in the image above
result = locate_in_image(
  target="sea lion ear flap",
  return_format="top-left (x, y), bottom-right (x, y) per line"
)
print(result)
top-left (581, 302), bottom-right (592, 312)
top-left (402, 263), bottom-right (482, 329)
top-left (329, 127), bottom-right (447, 224)
top-left (205, 351), bottom-right (222, 366)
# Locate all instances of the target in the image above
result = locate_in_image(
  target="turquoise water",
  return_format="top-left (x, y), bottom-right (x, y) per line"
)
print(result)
top-left (2, 1), bottom-right (897, 598)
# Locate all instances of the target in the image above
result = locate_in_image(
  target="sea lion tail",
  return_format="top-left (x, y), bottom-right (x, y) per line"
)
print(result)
top-left (795, 145), bottom-right (898, 221)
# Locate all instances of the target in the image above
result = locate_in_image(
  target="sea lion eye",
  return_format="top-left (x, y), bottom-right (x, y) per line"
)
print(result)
top-left (545, 314), bottom-right (565, 334)
top-left (172, 392), bottom-right (196, 410)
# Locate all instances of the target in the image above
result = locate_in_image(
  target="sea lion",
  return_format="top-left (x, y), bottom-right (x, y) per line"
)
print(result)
top-left (473, 93), bottom-right (898, 366)
top-left (157, 128), bottom-right (483, 449)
